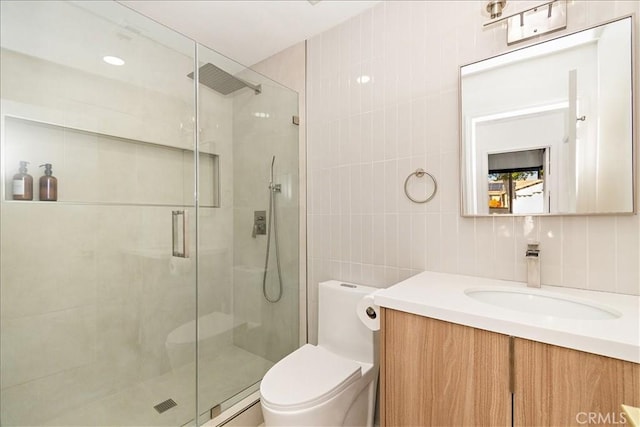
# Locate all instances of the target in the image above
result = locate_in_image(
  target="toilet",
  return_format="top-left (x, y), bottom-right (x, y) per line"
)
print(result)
top-left (260, 280), bottom-right (379, 427)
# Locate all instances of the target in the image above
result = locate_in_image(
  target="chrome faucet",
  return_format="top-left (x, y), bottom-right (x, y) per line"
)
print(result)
top-left (525, 242), bottom-right (541, 288)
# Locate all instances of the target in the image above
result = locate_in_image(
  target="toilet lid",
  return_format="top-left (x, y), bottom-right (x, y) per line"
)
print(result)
top-left (260, 344), bottom-right (362, 411)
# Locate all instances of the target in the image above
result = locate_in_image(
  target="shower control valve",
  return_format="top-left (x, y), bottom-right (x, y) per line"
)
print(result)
top-left (270, 183), bottom-right (282, 193)
top-left (252, 210), bottom-right (267, 238)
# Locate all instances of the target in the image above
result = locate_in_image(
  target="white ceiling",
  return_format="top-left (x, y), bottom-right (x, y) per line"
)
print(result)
top-left (119, 0), bottom-right (381, 67)
top-left (0, 0), bottom-right (379, 97)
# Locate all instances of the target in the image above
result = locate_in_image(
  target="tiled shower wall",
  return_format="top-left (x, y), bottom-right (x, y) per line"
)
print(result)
top-left (250, 42), bottom-right (307, 346)
top-left (306, 0), bottom-right (640, 343)
top-left (231, 76), bottom-right (301, 362)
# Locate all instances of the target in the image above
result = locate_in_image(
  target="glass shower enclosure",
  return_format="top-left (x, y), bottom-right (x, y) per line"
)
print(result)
top-left (0, 1), bottom-right (299, 425)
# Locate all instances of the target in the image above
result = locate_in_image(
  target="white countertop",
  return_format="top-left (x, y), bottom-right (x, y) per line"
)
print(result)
top-left (374, 271), bottom-right (640, 363)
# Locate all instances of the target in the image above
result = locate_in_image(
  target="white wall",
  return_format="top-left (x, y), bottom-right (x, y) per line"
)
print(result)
top-left (596, 18), bottom-right (634, 211)
top-left (306, 0), bottom-right (640, 343)
top-left (462, 42), bottom-right (597, 120)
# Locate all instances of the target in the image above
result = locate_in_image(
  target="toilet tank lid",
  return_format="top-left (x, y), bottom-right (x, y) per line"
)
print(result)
top-left (260, 344), bottom-right (361, 411)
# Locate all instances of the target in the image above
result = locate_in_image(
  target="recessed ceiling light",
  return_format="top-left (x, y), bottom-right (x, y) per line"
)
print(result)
top-left (103, 55), bottom-right (125, 66)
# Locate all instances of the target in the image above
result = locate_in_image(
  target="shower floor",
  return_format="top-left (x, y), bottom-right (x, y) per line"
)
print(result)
top-left (41, 345), bottom-right (273, 426)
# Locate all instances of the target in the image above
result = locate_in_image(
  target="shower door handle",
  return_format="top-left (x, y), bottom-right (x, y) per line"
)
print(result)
top-left (172, 210), bottom-right (189, 258)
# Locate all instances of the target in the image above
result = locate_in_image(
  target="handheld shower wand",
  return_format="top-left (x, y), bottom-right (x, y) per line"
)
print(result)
top-left (263, 156), bottom-right (283, 303)
top-left (268, 156), bottom-right (282, 193)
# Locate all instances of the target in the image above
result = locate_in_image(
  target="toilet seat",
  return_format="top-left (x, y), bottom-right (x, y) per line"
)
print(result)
top-left (260, 344), bottom-right (362, 411)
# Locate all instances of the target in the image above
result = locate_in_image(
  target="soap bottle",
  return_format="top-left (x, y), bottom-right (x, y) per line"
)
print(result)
top-left (39, 163), bottom-right (58, 201)
top-left (12, 161), bottom-right (33, 200)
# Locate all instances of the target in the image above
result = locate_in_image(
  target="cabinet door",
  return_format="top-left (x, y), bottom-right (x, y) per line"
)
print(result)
top-left (380, 308), bottom-right (511, 426)
top-left (513, 338), bottom-right (640, 426)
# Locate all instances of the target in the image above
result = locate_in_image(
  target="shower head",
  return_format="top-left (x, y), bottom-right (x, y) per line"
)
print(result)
top-left (188, 63), bottom-right (261, 95)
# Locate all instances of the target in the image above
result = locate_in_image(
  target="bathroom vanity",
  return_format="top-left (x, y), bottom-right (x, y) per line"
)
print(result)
top-left (374, 271), bottom-right (640, 427)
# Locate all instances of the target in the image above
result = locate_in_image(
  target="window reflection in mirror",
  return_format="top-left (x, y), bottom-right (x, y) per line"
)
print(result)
top-left (460, 16), bottom-right (634, 216)
top-left (488, 149), bottom-right (546, 214)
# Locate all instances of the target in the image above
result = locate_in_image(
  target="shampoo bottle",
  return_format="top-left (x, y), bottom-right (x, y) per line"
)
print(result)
top-left (12, 161), bottom-right (33, 200)
top-left (39, 163), bottom-right (58, 201)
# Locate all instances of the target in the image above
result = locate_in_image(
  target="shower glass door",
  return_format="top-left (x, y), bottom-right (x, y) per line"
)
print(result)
top-left (0, 1), bottom-right (300, 426)
top-left (0, 1), bottom-right (200, 425)
top-left (195, 45), bottom-right (300, 419)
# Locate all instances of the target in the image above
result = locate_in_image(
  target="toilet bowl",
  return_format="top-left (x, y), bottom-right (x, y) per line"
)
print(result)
top-left (260, 280), bottom-right (379, 426)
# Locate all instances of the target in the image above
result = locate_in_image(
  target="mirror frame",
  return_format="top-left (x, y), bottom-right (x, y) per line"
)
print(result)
top-left (458, 14), bottom-right (637, 217)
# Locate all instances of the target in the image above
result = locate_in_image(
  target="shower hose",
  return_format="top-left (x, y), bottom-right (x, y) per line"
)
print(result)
top-left (262, 158), bottom-right (283, 303)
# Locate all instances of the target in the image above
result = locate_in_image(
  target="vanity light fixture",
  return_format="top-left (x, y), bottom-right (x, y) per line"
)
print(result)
top-left (484, 0), bottom-right (567, 45)
top-left (486, 0), bottom-right (506, 19)
top-left (103, 55), bottom-right (125, 66)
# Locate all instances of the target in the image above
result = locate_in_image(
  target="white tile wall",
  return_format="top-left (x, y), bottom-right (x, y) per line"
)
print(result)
top-left (306, 0), bottom-right (640, 343)
top-left (250, 43), bottom-right (308, 346)
top-left (230, 79), bottom-right (300, 363)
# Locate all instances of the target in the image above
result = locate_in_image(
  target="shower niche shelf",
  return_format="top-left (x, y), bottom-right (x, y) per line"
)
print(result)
top-left (2, 116), bottom-right (220, 207)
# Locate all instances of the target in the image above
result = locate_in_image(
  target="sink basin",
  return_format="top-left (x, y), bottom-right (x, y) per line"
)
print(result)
top-left (465, 288), bottom-right (621, 320)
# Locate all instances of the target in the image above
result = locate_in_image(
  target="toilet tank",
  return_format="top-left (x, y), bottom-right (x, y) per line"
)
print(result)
top-left (318, 280), bottom-right (379, 365)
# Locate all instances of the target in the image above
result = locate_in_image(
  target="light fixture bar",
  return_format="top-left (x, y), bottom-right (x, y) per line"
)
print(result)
top-left (484, 0), bottom-right (567, 45)
top-left (483, 0), bottom-right (558, 27)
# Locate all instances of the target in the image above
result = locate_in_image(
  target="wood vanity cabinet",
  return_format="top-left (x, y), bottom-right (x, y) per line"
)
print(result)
top-left (513, 338), bottom-right (640, 426)
top-left (380, 308), bottom-right (640, 427)
top-left (380, 308), bottom-right (511, 426)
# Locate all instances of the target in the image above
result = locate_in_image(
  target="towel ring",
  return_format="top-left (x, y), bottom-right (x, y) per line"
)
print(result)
top-left (404, 168), bottom-right (438, 203)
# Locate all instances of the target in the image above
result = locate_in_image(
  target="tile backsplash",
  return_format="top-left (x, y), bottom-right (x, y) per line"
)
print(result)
top-left (306, 0), bottom-right (640, 342)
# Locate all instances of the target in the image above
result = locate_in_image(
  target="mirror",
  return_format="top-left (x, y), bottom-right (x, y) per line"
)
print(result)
top-left (460, 16), bottom-right (634, 216)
